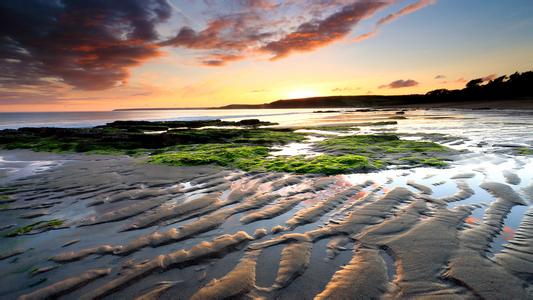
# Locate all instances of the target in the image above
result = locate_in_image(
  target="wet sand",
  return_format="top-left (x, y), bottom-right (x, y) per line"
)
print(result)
top-left (1, 109), bottom-right (533, 299)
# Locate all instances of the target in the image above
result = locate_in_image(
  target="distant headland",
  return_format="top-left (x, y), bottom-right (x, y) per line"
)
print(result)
top-left (113, 107), bottom-right (208, 111)
top-left (114, 71), bottom-right (533, 111)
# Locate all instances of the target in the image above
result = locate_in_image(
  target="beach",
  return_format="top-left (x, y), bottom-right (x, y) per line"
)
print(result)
top-left (1, 108), bottom-right (532, 299)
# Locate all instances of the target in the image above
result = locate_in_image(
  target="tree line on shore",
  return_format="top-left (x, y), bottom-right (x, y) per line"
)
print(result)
top-left (218, 70), bottom-right (533, 109)
top-left (426, 71), bottom-right (533, 101)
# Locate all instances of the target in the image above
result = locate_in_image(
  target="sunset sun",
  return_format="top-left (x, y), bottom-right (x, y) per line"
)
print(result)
top-left (286, 89), bottom-right (318, 99)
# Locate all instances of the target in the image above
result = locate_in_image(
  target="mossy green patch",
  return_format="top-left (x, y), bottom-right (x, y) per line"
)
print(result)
top-left (398, 156), bottom-right (448, 167)
top-left (255, 154), bottom-right (380, 175)
top-left (1, 135), bottom-right (152, 155)
top-left (0, 124), bottom-right (304, 155)
top-left (45, 219), bottom-right (64, 227)
top-left (1, 119), bottom-right (456, 175)
top-left (316, 134), bottom-right (453, 169)
top-left (150, 144), bottom-right (270, 168)
top-left (5, 219), bottom-right (65, 237)
top-left (0, 195), bottom-right (10, 201)
top-left (6, 225), bottom-right (35, 237)
top-left (151, 144), bottom-right (380, 175)
top-left (319, 135), bottom-right (449, 154)
top-left (167, 128), bottom-right (306, 145)
top-left (517, 147), bottom-right (533, 155)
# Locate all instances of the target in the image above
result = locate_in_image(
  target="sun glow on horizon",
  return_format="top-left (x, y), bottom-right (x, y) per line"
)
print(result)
top-left (285, 89), bottom-right (319, 99)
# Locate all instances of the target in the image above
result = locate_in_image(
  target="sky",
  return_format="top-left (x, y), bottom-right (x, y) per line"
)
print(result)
top-left (0, 0), bottom-right (532, 112)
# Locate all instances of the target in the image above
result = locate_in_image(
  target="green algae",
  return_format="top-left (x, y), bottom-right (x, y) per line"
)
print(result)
top-left (0, 187), bottom-right (16, 193)
top-left (150, 145), bottom-right (270, 168)
top-left (255, 154), bottom-right (380, 175)
top-left (0, 125), bottom-right (304, 155)
top-left (398, 156), bottom-right (448, 167)
top-left (45, 220), bottom-right (65, 227)
top-left (5, 219), bottom-right (65, 237)
top-left (149, 140), bottom-right (445, 174)
top-left (314, 134), bottom-right (452, 169)
top-left (319, 135), bottom-right (449, 154)
top-left (166, 128), bottom-right (305, 145)
top-left (1, 120), bottom-right (455, 175)
top-left (517, 147), bottom-right (533, 155)
top-left (6, 225), bottom-right (37, 237)
top-left (151, 146), bottom-right (379, 175)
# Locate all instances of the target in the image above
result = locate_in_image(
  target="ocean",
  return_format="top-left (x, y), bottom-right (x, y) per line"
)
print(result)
top-left (2, 108), bottom-right (532, 150)
top-left (0, 109), bottom-right (321, 130)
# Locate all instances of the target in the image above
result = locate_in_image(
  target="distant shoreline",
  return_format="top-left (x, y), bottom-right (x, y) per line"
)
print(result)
top-left (113, 107), bottom-right (210, 111)
top-left (113, 97), bottom-right (533, 111)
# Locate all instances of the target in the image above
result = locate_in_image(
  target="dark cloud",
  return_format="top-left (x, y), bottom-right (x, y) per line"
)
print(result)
top-left (262, 1), bottom-right (387, 59)
top-left (379, 79), bottom-right (419, 89)
top-left (434, 75), bottom-right (446, 79)
top-left (201, 53), bottom-right (246, 66)
top-left (161, 17), bottom-right (257, 51)
top-left (0, 0), bottom-right (170, 90)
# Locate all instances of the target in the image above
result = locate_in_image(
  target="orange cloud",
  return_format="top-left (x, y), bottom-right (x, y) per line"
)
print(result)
top-left (262, 1), bottom-right (388, 59)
